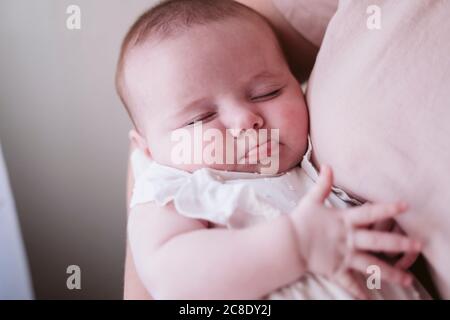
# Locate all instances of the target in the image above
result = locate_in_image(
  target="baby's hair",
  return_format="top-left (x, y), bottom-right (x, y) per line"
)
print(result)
top-left (115, 0), bottom-right (279, 130)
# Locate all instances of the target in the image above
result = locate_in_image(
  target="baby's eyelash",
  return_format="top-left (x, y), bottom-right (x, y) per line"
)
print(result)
top-left (251, 88), bottom-right (283, 101)
top-left (185, 112), bottom-right (217, 126)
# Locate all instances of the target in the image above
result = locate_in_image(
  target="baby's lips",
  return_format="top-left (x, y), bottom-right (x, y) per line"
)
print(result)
top-left (245, 140), bottom-right (272, 159)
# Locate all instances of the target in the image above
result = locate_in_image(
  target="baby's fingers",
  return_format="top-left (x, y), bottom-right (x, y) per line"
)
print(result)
top-left (395, 251), bottom-right (420, 270)
top-left (350, 253), bottom-right (413, 287)
top-left (305, 165), bottom-right (333, 204)
top-left (347, 202), bottom-right (408, 227)
top-left (353, 230), bottom-right (422, 253)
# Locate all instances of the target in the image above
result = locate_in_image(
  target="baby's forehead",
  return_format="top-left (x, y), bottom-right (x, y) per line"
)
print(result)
top-left (126, 16), bottom-right (281, 80)
top-left (127, 14), bottom-right (276, 61)
top-left (123, 16), bottom-right (284, 122)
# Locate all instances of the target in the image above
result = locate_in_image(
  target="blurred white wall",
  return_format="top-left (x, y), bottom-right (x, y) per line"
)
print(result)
top-left (0, 0), bottom-right (158, 299)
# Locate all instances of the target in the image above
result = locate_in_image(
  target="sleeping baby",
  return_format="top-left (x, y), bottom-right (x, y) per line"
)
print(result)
top-left (116, 0), bottom-right (428, 299)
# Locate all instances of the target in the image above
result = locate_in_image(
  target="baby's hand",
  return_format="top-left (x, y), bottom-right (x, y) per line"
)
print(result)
top-left (371, 219), bottom-right (420, 270)
top-left (288, 165), bottom-right (422, 299)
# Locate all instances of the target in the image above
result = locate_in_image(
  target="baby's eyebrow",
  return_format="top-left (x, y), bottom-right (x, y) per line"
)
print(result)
top-left (169, 97), bottom-right (211, 119)
top-left (248, 71), bottom-right (283, 83)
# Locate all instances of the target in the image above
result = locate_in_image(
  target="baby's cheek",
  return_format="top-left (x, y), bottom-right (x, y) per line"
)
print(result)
top-left (278, 103), bottom-right (309, 155)
top-left (275, 101), bottom-right (308, 134)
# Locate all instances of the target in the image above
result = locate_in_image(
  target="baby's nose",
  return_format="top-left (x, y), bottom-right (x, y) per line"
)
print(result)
top-left (227, 110), bottom-right (264, 138)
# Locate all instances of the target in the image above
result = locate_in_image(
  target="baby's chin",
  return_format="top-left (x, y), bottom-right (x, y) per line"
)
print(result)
top-left (168, 154), bottom-right (299, 176)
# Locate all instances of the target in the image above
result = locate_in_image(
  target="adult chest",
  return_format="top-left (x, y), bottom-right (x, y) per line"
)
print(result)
top-left (307, 0), bottom-right (450, 230)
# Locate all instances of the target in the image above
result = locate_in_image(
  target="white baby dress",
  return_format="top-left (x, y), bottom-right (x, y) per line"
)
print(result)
top-left (129, 141), bottom-right (429, 300)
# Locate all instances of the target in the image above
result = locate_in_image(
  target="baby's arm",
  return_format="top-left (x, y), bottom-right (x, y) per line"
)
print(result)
top-left (129, 165), bottom-right (422, 300)
top-left (124, 150), bottom-right (152, 299)
top-left (128, 201), bottom-right (306, 300)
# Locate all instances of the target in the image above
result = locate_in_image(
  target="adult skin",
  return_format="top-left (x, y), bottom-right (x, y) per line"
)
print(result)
top-left (123, 0), bottom-right (450, 299)
top-left (243, 0), bottom-right (450, 298)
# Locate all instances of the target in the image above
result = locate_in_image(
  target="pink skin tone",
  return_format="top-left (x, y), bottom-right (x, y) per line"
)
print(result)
top-left (124, 17), bottom-right (421, 299)
top-left (125, 17), bottom-right (308, 174)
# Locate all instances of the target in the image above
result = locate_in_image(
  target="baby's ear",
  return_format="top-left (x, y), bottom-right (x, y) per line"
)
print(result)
top-left (129, 129), bottom-right (152, 159)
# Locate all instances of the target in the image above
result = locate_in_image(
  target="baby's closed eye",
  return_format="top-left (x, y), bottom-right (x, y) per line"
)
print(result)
top-left (250, 87), bottom-right (284, 102)
top-left (185, 112), bottom-right (218, 127)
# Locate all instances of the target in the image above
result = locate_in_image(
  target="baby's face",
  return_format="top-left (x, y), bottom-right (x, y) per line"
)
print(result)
top-left (126, 17), bottom-right (309, 174)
